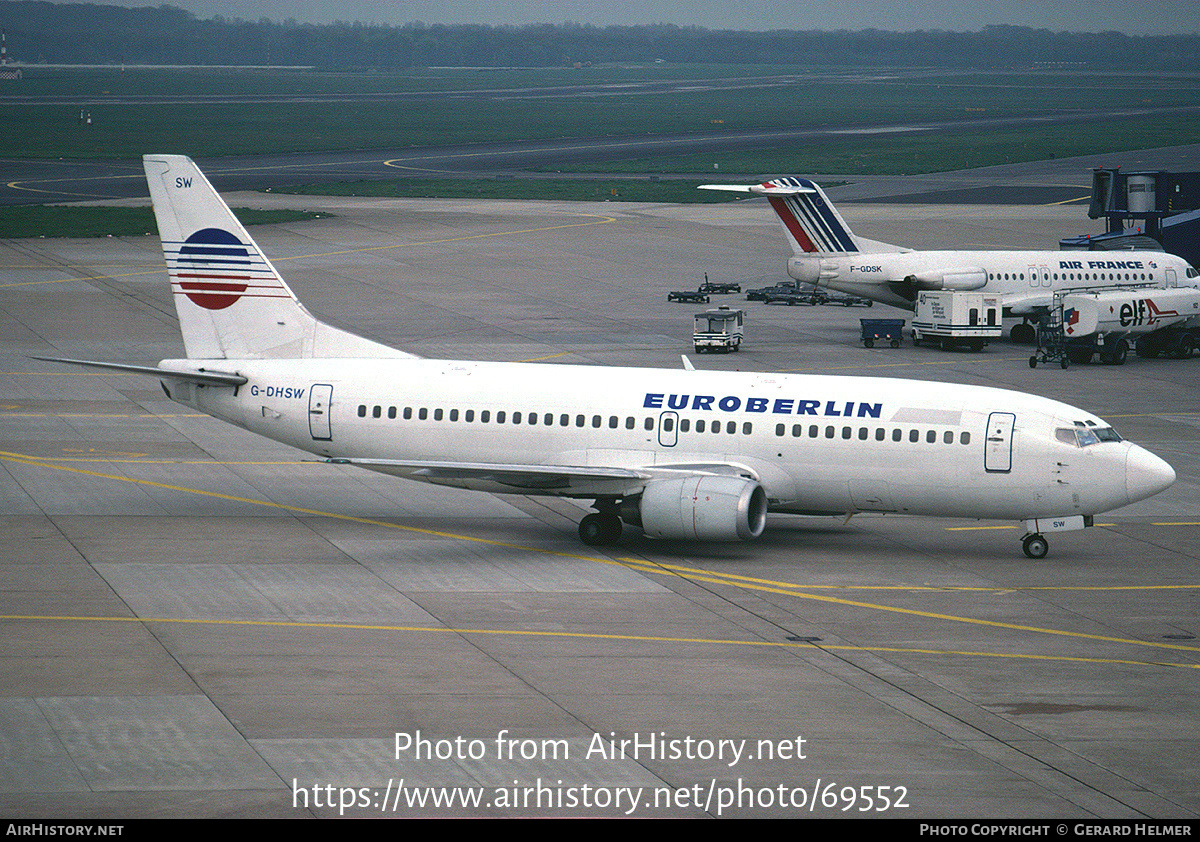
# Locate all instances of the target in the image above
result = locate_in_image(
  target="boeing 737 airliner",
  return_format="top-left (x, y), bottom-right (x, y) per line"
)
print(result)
top-left (38, 156), bottom-right (1177, 558)
top-left (701, 178), bottom-right (1200, 343)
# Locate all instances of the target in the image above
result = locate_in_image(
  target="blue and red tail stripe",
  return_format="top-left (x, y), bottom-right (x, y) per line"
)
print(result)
top-left (763, 178), bottom-right (858, 254)
top-left (162, 227), bottom-right (291, 311)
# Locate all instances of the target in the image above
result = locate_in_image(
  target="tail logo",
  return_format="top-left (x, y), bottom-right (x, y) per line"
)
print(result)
top-left (763, 178), bottom-right (858, 255)
top-left (166, 227), bottom-right (281, 311)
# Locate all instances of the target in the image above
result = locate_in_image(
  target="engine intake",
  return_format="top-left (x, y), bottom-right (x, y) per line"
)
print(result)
top-left (636, 477), bottom-right (768, 541)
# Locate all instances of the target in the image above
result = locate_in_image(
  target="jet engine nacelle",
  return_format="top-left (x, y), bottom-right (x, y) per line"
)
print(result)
top-left (905, 268), bottom-right (987, 291)
top-left (637, 476), bottom-right (768, 541)
top-left (787, 256), bottom-right (822, 284)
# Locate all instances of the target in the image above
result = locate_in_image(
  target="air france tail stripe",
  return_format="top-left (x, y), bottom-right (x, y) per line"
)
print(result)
top-left (760, 177), bottom-right (856, 254)
top-left (789, 195), bottom-right (839, 252)
top-left (767, 196), bottom-right (818, 253)
top-left (793, 194), bottom-right (856, 253)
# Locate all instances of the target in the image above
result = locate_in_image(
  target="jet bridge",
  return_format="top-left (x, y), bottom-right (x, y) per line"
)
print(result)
top-left (1060, 168), bottom-right (1200, 268)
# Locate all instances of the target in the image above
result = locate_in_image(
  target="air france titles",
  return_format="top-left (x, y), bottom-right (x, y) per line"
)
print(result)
top-left (1058, 259), bottom-right (1150, 271)
top-left (643, 392), bottom-right (883, 418)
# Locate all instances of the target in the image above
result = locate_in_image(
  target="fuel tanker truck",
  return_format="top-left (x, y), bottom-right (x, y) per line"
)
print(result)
top-left (1058, 286), bottom-right (1200, 364)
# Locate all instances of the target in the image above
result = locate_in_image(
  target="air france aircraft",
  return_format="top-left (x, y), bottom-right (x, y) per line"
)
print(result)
top-left (701, 178), bottom-right (1200, 343)
top-left (37, 156), bottom-right (1176, 558)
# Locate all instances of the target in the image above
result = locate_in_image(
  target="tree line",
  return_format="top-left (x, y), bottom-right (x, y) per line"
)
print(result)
top-left (3, 1), bottom-right (1199, 69)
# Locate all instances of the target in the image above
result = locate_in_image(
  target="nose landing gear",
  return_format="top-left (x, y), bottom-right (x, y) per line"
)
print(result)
top-left (1022, 532), bottom-right (1049, 559)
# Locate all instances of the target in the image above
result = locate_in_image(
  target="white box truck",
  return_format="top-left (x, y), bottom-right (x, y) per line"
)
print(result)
top-left (911, 291), bottom-right (1003, 351)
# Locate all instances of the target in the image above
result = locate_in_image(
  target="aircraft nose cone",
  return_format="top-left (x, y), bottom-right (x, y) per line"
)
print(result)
top-left (1126, 445), bottom-right (1176, 505)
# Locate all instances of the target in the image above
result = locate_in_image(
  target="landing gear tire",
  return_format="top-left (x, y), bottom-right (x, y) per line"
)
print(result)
top-left (1022, 533), bottom-right (1049, 559)
top-left (579, 512), bottom-right (622, 546)
top-left (1011, 322), bottom-right (1036, 344)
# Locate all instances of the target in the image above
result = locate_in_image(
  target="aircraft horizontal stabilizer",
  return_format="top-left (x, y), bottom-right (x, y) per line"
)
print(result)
top-left (31, 356), bottom-right (247, 386)
top-left (699, 183), bottom-right (818, 196)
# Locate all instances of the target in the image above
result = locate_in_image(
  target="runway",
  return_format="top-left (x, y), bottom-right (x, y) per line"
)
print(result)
top-left (5, 133), bottom-right (1200, 206)
top-left (1, 181), bottom-right (1198, 817)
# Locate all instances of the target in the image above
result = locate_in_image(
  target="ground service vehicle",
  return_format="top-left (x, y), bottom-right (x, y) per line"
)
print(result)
top-left (693, 305), bottom-right (744, 353)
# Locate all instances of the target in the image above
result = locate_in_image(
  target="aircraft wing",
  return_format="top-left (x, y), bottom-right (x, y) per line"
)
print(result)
top-left (331, 458), bottom-right (650, 496)
top-left (330, 458), bottom-right (757, 498)
top-left (997, 292), bottom-right (1052, 316)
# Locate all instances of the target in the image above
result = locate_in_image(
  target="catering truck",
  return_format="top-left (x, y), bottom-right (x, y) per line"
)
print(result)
top-left (911, 291), bottom-right (1003, 351)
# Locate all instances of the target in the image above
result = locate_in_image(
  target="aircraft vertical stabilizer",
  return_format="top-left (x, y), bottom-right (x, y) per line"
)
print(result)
top-left (143, 154), bottom-right (413, 361)
top-left (700, 177), bottom-right (865, 256)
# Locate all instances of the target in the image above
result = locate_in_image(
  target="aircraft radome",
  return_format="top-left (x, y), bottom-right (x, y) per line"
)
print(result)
top-left (35, 156), bottom-right (1177, 559)
top-left (701, 178), bottom-right (1200, 343)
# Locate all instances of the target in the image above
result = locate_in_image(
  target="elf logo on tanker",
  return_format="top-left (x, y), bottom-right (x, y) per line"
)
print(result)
top-left (168, 227), bottom-right (280, 311)
top-left (1119, 298), bottom-right (1180, 328)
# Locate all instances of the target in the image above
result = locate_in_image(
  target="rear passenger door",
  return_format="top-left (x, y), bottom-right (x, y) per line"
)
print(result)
top-left (309, 383), bottom-right (333, 441)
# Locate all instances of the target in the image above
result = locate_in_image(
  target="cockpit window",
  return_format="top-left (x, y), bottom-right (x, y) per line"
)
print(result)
top-left (1056, 426), bottom-right (1122, 446)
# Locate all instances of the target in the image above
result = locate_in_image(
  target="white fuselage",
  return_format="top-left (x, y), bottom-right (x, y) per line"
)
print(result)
top-left (163, 356), bottom-right (1162, 523)
top-left (789, 251), bottom-right (1197, 314)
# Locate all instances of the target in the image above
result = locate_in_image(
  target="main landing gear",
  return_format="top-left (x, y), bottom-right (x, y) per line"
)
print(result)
top-left (1010, 321), bottom-right (1037, 345)
top-left (1021, 532), bottom-right (1049, 559)
top-left (579, 511), bottom-right (622, 546)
